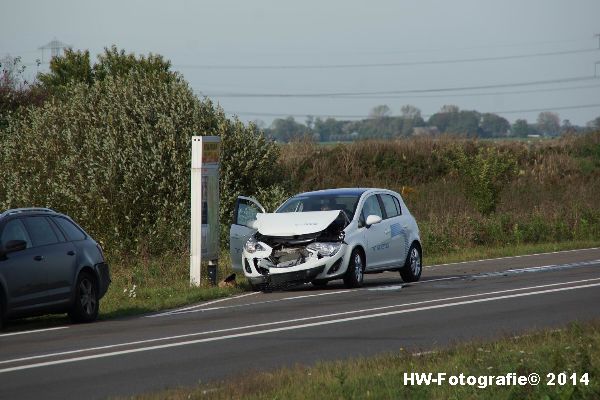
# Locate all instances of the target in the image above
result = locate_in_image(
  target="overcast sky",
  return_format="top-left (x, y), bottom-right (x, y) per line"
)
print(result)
top-left (2, 0), bottom-right (599, 126)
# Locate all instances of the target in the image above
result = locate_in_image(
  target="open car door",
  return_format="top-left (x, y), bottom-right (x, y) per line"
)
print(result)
top-left (229, 196), bottom-right (265, 271)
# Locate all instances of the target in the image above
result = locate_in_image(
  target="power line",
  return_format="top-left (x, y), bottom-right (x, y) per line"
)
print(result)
top-left (213, 83), bottom-right (600, 101)
top-left (198, 75), bottom-right (599, 98)
top-left (176, 48), bottom-right (597, 70)
top-left (225, 103), bottom-right (600, 120)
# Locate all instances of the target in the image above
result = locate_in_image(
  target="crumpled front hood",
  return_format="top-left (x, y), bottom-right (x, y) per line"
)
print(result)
top-left (255, 210), bottom-right (342, 236)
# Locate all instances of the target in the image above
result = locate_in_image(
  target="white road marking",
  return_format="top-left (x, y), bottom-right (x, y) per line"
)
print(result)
top-left (426, 247), bottom-right (600, 268)
top-left (149, 292), bottom-right (259, 317)
top-left (2, 277), bottom-right (599, 370)
top-left (156, 259), bottom-right (600, 316)
top-left (148, 289), bottom-right (359, 317)
top-left (0, 326), bottom-right (68, 338)
top-left (367, 284), bottom-right (403, 291)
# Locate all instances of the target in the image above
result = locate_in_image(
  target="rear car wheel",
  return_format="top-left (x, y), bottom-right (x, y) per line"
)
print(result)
top-left (343, 248), bottom-right (364, 288)
top-left (69, 272), bottom-right (99, 323)
top-left (400, 243), bottom-right (422, 282)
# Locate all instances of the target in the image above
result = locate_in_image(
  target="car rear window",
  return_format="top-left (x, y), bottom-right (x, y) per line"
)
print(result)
top-left (23, 217), bottom-right (59, 247)
top-left (53, 217), bottom-right (86, 241)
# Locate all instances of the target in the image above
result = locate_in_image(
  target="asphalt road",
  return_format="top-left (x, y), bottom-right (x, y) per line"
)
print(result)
top-left (1, 247), bottom-right (600, 399)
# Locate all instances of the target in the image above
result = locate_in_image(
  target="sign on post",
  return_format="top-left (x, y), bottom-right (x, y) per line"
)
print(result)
top-left (190, 136), bottom-right (220, 286)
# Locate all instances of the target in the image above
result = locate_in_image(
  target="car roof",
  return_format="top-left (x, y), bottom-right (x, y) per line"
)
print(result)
top-left (294, 188), bottom-right (372, 197)
top-left (0, 208), bottom-right (58, 219)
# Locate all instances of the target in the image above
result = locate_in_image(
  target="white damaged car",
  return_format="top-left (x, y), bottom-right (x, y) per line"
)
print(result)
top-left (229, 188), bottom-right (422, 290)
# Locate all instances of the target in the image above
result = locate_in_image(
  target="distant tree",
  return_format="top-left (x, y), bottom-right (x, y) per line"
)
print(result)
top-left (400, 104), bottom-right (421, 120)
top-left (480, 113), bottom-right (510, 137)
top-left (369, 104), bottom-right (391, 119)
top-left (512, 119), bottom-right (531, 137)
top-left (587, 116), bottom-right (600, 130)
top-left (305, 115), bottom-right (315, 130)
top-left (314, 117), bottom-right (344, 142)
top-left (399, 105), bottom-right (424, 136)
top-left (429, 106), bottom-right (480, 137)
top-left (440, 104), bottom-right (459, 114)
top-left (270, 116), bottom-right (310, 142)
top-left (536, 111), bottom-right (560, 136)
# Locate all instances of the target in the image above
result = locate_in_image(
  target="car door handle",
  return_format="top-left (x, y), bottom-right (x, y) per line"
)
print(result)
top-left (34, 255), bottom-right (44, 261)
top-left (67, 251), bottom-right (75, 256)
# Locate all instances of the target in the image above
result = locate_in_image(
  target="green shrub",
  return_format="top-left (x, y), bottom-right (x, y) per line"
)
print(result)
top-left (0, 68), bottom-right (277, 256)
top-left (450, 146), bottom-right (517, 215)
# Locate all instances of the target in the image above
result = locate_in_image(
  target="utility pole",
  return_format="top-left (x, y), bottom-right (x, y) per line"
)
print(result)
top-left (595, 33), bottom-right (600, 49)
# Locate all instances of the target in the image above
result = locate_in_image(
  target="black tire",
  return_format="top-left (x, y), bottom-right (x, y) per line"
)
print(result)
top-left (400, 243), bottom-right (422, 282)
top-left (312, 280), bottom-right (328, 288)
top-left (69, 272), bottom-right (99, 323)
top-left (0, 294), bottom-right (5, 331)
top-left (343, 248), bottom-right (365, 288)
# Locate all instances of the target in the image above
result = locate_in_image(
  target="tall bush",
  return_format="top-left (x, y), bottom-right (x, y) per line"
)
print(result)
top-left (450, 146), bottom-right (517, 215)
top-left (0, 67), bottom-right (277, 256)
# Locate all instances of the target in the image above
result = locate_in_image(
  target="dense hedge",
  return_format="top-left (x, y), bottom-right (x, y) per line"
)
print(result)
top-left (0, 69), bottom-right (277, 255)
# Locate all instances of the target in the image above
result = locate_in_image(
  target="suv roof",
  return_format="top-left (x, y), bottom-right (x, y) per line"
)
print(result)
top-left (0, 208), bottom-right (57, 219)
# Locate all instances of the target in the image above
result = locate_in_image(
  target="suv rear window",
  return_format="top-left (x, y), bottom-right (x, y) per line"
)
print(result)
top-left (23, 217), bottom-right (59, 247)
top-left (53, 217), bottom-right (86, 241)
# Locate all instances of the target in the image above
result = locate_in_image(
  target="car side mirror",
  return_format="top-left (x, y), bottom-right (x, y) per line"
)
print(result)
top-left (4, 239), bottom-right (27, 254)
top-left (365, 215), bottom-right (382, 227)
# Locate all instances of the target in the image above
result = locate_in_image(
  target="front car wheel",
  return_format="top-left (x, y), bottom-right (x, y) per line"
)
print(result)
top-left (400, 244), bottom-right (422, 282)
top-left (69, 272), bottom-right (99, 323)
top-left (343, 248), bottom-right (365, 288)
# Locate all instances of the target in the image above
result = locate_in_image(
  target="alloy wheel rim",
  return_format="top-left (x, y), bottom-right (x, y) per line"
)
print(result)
top-left (79, 279), bottom-right (97, 315)
top-left (354, 253), bottom-right (363, 282)
top-left (410, 248), bottom-right (421, 276)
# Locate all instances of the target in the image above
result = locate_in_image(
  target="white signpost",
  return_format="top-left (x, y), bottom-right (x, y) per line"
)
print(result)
top-left (190, 136), bottom-right (220, 286)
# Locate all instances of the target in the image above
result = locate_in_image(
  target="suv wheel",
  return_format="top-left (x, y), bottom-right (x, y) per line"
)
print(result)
top-left (69, 272), bottom-right (99, 323)
top-left (343, 248), bottom-right (364, 288)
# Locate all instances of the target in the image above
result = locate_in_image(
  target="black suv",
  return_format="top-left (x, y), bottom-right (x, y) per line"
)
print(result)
top-left (0, 208), bottom-right (110, 328)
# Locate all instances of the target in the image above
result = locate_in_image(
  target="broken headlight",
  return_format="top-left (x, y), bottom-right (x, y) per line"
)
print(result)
top-left (244, 237), bottom-right (266, 253)
top-left (306, 242), bottom-right (342, 257)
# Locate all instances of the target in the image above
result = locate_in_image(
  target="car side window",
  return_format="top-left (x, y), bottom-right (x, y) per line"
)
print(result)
top-left (380, 194), bottom-right (399, 219)
top-left (361, 195), bottom-right (384, 222)
top-left (393, 196), bottom-right (402, 215)
top-left (0, 219), bottom-right (32, 249)
top-left (53, 217), bottom-right (86, 241)
top-left (23, 217), bottom-right (59, 247)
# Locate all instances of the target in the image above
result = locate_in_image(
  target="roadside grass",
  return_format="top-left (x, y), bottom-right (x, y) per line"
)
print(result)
top-left (424, 239), bottom-right (600, 266)
top-left (129, 320), bottom-right (600, 400)
top-left (99, 251), bottom-right (246, 319)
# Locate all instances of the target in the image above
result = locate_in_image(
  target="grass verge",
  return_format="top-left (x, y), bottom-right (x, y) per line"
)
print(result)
top-left (425, 239), bottom-right (600, 266)
top-left (130, 320), bottom-right (600, 400)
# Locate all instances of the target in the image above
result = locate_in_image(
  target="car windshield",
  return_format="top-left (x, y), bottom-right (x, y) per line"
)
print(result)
top-left (276, 194), bottom-right (361, 218)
